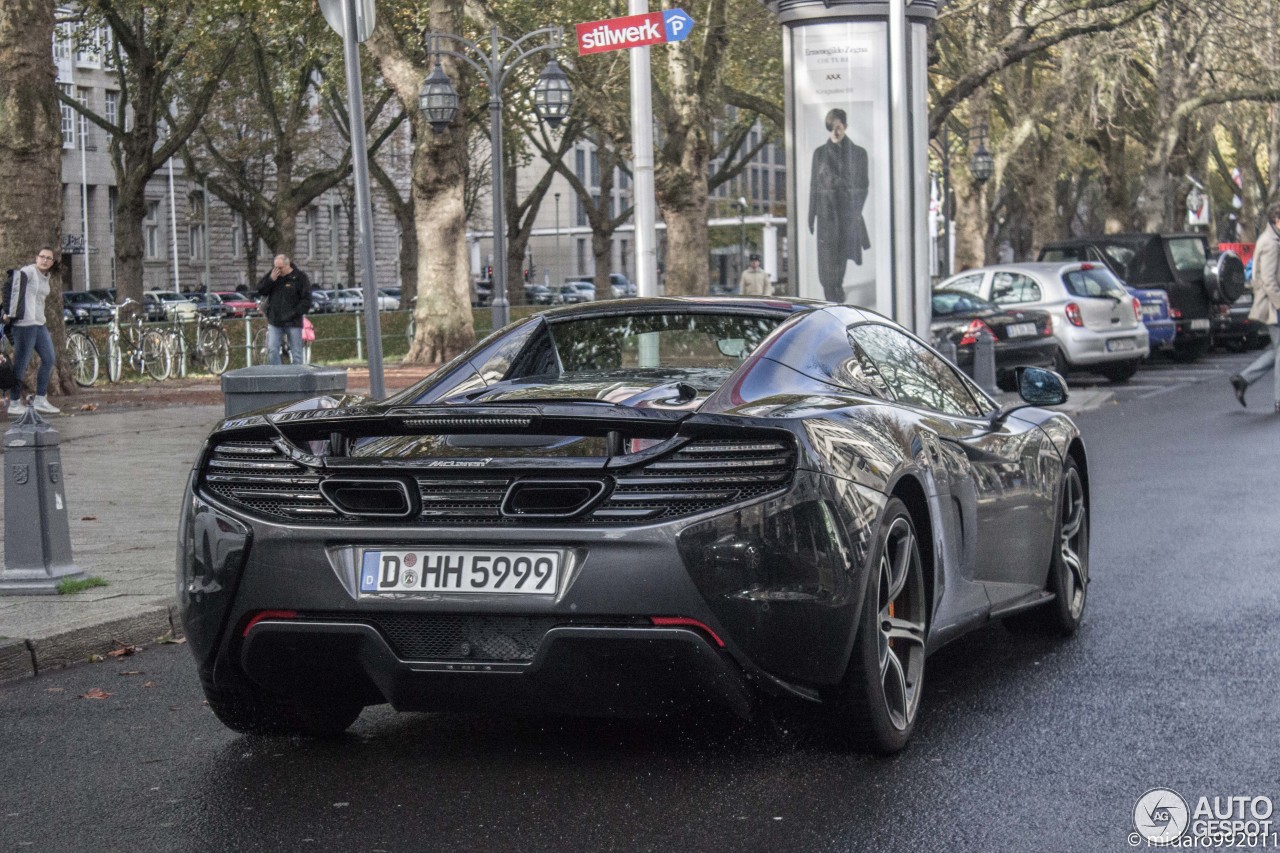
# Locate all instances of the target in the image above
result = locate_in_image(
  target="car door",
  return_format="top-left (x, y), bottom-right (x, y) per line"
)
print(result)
top-left (850, 324), bottom-right (1056, 612)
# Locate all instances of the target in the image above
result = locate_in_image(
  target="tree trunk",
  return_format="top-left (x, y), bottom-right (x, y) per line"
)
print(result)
top-left (953, 180), bottom-right (989, 271)
top-left (591, 229), bottom-right (613, 299)
top-left (366, 0), bottom-right (474, 365)
top-left (0, 0), bottom-right (73, 395)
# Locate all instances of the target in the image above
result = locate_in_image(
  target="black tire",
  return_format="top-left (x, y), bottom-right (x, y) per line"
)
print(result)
top-left (1097, 359), bottom-right (1139, 383)
top-left (204, 683), bottom-right (362, 737)
top-left (1169, 337), bottom-right (1210, 363)
top-left (1053, 347), bottom-right (1071, 377)
top-left (1005, 456), bottom-right (1089, 637)
top-left (824, 498), bottom-right (927, 755)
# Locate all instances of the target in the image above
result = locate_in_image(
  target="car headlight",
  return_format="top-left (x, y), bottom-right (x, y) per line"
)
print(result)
top-left (74, 308), bottom-right (89, 318)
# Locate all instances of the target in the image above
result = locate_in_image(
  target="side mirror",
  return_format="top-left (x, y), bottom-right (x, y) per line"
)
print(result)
top-left (1017, 366), bottom-right (1068, 406)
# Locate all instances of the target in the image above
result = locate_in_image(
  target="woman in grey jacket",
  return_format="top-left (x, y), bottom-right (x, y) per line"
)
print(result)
top-left (1, 247), bottom-right (61, 416)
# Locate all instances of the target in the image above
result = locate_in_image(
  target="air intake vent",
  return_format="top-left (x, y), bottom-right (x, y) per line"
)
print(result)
top-left (202, 439), bottom-right (333, 520)
top-left (201, 436), bottom-right (793, 526)
top-left (590, 438), bottom-right (794, 523)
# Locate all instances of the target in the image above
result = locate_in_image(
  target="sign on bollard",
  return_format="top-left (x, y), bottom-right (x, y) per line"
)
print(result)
top-left (1, 409), bottom-right (84, 594)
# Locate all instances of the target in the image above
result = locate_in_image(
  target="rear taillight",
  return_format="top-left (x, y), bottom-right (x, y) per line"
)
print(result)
top-left (959, 318), bottom-right (991, 346)
top-left (1217, 304), bottom-right (1231, 316)
top-left (1170, 307), bottom-right (1183, 319)
top-left (1132, 297), bottom-right (1142, 322)
top-left (1065, 303), bottom-right (1084, 327)
top-left (1042, 320), bottom-right (1054, 336)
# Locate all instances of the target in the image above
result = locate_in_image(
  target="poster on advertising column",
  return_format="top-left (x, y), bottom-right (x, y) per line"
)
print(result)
top-left (790, 22), bottom-right (892, 311)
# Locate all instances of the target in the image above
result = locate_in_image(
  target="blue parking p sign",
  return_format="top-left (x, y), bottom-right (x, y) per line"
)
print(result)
top-left (662, 8), bottom-right (695, 43)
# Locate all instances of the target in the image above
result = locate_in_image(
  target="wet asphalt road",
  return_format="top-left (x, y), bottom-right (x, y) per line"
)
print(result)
top-left (2, 350), bottom-right (1278, 853)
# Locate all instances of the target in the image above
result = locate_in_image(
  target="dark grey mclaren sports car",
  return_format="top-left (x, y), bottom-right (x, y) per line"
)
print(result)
top-left (179, 297), bottom-right (1089, 754)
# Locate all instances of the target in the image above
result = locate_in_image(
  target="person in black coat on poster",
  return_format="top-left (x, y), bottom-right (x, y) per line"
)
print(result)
top-left (808, 108), bottom-right (870, 303)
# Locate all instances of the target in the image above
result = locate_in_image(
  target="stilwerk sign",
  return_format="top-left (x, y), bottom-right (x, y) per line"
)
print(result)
top-left (575, 9), bottom-right (695, 55)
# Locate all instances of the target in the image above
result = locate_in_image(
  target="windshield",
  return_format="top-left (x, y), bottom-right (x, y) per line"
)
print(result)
top-left (475, 311), bottom-right (787, 393)
top-left (1062, 266), bottom-right (1129, 299)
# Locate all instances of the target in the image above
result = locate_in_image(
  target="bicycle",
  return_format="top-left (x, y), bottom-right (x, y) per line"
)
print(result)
top-left (65, 328), bottom-right (99, 387)
top-left (187, 312), bottom-right (231, 375)
top-left (161, 312), bottom-right (190, 378)
top-left (106, 298), bottom-right (171, 382)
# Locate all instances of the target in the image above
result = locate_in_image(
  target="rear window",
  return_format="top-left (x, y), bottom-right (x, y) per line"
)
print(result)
top-left (1166, 238), bottom-right (1207, 273)
top-left (1040, 247), bottom-right (1082, 263)
top-left (932, 292), bottom-right (995, 316)
top-left (1062, 267), bottom-right (1128, 299)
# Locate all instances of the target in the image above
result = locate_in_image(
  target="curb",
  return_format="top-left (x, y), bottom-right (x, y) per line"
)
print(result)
top-left (0, 599), bottom-right (183, 683)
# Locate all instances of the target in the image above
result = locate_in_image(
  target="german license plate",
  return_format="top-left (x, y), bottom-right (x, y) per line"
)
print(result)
top-left (1190, 318), bottom-right (1211, 331)
top-left (1141, 305), bottom-right (1163, 318)
top-left (1007, 322), bottom-right (1037, 338)
top-left (360, 549), bottom-right (561, 596)
top-left (1106, 338), bottom-right (1136, 352)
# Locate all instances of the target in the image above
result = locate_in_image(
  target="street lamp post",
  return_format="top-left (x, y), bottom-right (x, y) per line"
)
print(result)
top-left (419, 26), bottom-right (571, 330)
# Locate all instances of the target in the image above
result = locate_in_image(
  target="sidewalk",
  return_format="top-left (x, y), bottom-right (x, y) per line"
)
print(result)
top-left (0, 366), bottom-right (1111, 682)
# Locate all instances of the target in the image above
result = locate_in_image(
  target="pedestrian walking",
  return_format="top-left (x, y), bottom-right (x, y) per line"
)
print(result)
top-left (1229, 202), bottom-right (1280, 411)
top-left (739, 254), bottom-right (771, 296)
top-left (1, 247), bottom-right (61, 416)
top-left (257, 254), bottom-right (312, 366)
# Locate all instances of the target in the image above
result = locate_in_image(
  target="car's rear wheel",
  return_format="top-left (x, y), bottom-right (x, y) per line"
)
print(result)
top-left (204, 683), bottom-right (362, 737)
top-left (826, 498), bottom-right (926, 755)
top-left (1053, 347), bottom-right (1071, 377)
top-left (1097, 359), bottom-right (1139, 383)
top-left (1005, 457), bottom-right (1089, 636)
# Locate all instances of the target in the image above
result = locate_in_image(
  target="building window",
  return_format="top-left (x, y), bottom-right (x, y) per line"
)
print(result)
top-left (576, 238), bottom-right (586, 275)
top-left (75, 26), bottom-right (102, 67)
top-left (620, 239), bottom-right (629, 277)
top-left (145, 201), bottom-right (160, 259)
top-left (231, 212), bottom-right (243, 260)
top-left (774, 144), bottom-right (785, 166)
top-left (575, 149), bottom-right (585, 182)
top-left (188, 192), bottom-right (205, 260)
top-left (762, 169), bottom-right (770, 202)
top-left (58, 83), bottom-right (74, 148)
top-left (577, 198), bottom-right (587, 228)
top-left (751, 167), bottom-right (759, 199)
top-left (76, 87), bottom-right (91, 149)
top-left (330, 204), bottom-right (342, 261)
top-left (104, 90), bottom-right (119, 128)
top-left (590, 151), bottom-right (600, 187)
top-left (108, 187), bottom-right (117, 235)
top-left (53, 24), bottom-right (72, 63)
top-left (775, 171), bottom-right (785, 201)
top-left (305, 207), bottom-right (317, 258)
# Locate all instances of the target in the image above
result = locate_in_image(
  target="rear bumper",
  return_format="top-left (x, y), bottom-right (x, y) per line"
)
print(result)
top-left (239, 619), bottom-right (755, 718)
top-left (1057, 325), bottom-right (1150, 366)
top-left (1143, 319), bottom-right (1177, 347)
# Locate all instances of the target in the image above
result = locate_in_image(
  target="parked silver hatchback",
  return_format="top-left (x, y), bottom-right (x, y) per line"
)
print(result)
top-left (937, 262), bottom-right (1150, 382)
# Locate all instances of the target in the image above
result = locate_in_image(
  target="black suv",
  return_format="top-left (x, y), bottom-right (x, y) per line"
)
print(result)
top-left (1038, 233), bottom-right (1245, 361)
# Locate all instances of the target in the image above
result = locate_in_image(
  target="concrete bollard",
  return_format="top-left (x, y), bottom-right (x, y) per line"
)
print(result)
top-left (1, 408), bottom-right (84, 594)
top-left (938, 339), bottom-right (958, 366)
top-left (973, 328), bottom-right (999, 396)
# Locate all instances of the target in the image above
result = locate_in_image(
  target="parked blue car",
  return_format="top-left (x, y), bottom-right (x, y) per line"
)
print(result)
top-left (1127, 285), bottom-right (1177, 349)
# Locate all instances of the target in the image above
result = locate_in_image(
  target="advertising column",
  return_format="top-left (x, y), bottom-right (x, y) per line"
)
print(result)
top-left (768, 0), bottom-right (936, 333)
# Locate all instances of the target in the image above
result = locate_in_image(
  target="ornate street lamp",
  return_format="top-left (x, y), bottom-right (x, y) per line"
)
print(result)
top-left (533, 59), bottom-right (571, 129)
top-left (420, 26), bottom-right (571, 329)
top-left (418, 60), bottom-right (459, 133)
top-left (969, 123), bottom-right (995, 184)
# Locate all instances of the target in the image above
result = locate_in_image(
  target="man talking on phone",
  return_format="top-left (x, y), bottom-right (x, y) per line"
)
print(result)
top-left (257, 253), bottom-right (312, 365)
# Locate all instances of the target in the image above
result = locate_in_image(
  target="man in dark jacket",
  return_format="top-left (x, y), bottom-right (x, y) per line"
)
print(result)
top-left (257, 254), bottom-right (312, 365)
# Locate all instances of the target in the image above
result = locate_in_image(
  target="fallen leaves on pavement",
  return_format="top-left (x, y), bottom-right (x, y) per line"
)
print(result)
top-left (81, 688), bottom-right (110, 700)
top-left (107, 645), bottom-right (141, 657)
top-left (80, 515), bottom-right (97, 521)
top-left (78, 403), bottom-right (98, 411)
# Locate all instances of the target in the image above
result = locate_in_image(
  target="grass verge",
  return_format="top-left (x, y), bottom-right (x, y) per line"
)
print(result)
top-left (56, 576), bottom-right (109, 595)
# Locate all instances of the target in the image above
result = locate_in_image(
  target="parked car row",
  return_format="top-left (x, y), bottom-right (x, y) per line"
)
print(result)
top-left (471, 275), bottom-right (638, 307)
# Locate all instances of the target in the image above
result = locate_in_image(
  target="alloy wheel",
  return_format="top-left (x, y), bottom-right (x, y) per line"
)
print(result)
top-left (1058, 466), bottom-right (1088, 619)
top-left (876, 515), bottom-right (926, 731)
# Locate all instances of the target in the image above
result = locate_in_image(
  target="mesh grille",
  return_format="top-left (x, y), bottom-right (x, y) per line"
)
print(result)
top-left (201, 437), bottom-right (793, 525)
top-left (301, 612), bottom-right (640, 662)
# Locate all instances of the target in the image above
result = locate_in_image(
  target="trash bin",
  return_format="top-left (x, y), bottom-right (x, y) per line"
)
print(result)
top-left (220, 364), bottom-right (348, 418)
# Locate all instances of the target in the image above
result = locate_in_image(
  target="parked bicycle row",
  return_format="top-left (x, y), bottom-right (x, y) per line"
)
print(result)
top-left (60, 304), bottom-right (424, 387)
